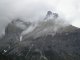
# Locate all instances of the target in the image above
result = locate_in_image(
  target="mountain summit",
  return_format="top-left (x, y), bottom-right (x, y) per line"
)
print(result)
top-left (44, 11), bottom-right (58, 20)
top-left (0, 11), bottom-right (80, 60)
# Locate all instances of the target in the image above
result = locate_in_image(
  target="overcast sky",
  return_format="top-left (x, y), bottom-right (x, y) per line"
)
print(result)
top-left (0, 0), bottom-right (80, 35)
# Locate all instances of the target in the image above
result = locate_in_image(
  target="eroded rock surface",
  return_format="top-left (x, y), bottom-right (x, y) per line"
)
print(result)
top-left (0, 11), bottom-right (80, 60)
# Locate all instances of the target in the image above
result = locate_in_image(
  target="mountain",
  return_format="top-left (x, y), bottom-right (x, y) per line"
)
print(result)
top-left (0, 11), bottom-right (80, 60)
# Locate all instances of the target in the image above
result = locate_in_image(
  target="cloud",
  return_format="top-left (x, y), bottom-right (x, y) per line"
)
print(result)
top-left (0, 0), bottom-right (80, 35)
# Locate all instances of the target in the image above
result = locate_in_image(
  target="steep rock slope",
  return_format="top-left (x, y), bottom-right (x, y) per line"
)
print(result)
top-left (0, 11), bottom-right (80, 60)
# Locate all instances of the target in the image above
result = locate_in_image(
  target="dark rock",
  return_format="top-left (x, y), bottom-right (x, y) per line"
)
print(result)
top-left (44, 11), bottom-right (58, 20)
top-left (0, 14), bottom-right (80, 60)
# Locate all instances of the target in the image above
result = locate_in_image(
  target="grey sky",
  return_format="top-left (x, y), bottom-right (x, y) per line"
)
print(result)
top-left (0, 0), bottom-right (80, 35)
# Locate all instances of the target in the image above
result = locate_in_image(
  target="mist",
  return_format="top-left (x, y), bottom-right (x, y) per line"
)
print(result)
top-left (0, 0), bottom-right (80, 35)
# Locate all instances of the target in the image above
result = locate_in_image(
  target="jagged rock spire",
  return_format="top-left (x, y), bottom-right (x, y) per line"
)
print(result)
top-left (44, 11), bottom-right (58, 20)
top-left (47, 11), bottom-right (53, 16)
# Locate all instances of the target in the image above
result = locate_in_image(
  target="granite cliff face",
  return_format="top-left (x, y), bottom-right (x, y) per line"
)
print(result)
top-left (0, 11), bottom-right (80, 60)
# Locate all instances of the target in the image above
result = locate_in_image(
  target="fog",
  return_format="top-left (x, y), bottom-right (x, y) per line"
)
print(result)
top-left (0, 0), bottom-right (80, 35)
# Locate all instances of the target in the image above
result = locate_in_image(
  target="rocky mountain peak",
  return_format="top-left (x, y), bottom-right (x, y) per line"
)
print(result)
top-left (5, 19), bottom-right (31, 35)
top-left (44, 11), bottom-right (58, 20)
top-left (0, 11), bottom-right (80, 60)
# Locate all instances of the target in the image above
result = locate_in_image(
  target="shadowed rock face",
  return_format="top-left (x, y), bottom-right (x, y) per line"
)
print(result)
top-left (0, 11), bottom-right (80, 60)
top-left (47, 11), bottom-right (53, 15)
top-left (5, 19), bottom-right (31, 35)
top-left (44, 11), bottom-right (58, 20)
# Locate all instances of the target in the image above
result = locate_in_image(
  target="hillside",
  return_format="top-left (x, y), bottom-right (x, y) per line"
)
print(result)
top-left (0, 11), bottom-right (80, 60)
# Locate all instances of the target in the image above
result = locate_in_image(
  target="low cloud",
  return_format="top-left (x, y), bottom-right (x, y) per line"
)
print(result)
top-left (0, 0), bottom-right (80, 35)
